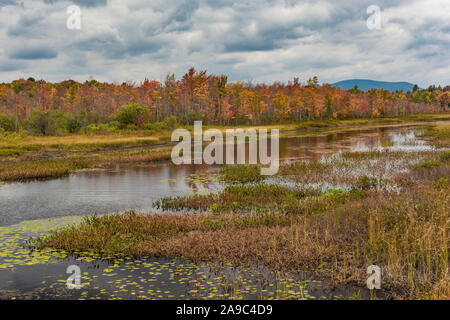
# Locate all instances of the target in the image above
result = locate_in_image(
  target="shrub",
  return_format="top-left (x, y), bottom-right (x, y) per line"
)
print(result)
top-left (85, 121), bottom-right (120, 134)
top-left (433, 177), bottom-right (449, 189)
top-left (66, 111), bottom-right (88, 133)
top-left (51, 112), bottom-right (69, 135)
top-left (25, 110), bottom-right (69, 135)
top-left (142, 115), bottom-right (179, 131)
top-left (142, 123), bottom-right (163, 131)
top-left (0, 111), bottom-right (15, 132)
top-left (113, 103), bottom-right (150, 128)
top-left (125, 124), bottom-right (138, 131)
top-left (25, 109), bottom-right (49, 135)
top-left (164, 115), bottom-right (178, 130)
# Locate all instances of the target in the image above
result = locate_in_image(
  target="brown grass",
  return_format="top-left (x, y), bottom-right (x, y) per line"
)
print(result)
top-left (0, 148), bottom-right (172, 182)
top-left (32, 119), bottom-right (450, 299)
top-left (36, 171), bottom-right (449, 299)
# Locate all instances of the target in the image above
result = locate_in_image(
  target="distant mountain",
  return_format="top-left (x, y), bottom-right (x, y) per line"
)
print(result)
top-left (332, 79), bottom-right (416, 92)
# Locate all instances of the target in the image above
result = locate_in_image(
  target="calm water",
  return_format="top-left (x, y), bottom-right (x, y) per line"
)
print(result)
top-left (0, 124), bottom-right (428, 226)
top-left (0, 123), bottom-right (436, 300)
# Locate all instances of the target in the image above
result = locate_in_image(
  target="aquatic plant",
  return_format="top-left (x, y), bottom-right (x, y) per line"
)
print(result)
top-left (218, 165), bottom-right (263, 184)
top-left (155, 183), bottom-right (327, 214)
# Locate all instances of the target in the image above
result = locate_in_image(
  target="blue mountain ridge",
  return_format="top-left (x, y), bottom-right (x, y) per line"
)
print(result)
top-left (332, 79), bottom-right (416, 92)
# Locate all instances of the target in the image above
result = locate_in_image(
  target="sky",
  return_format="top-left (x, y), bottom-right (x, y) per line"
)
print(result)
top-left (0, 0), bottom-right (449, 87)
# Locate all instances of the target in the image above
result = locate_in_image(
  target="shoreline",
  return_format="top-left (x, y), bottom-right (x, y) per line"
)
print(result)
top-left (1, 113), bottom-right (449, 183)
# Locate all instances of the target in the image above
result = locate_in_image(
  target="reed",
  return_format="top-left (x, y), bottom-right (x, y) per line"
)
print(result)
top-left (36, 174), bottom-right (449, 299)
top-left (0, 159), bottom-right (89, 181)
top-left (31, 118), bottom-right (450, 299)
top-left (0, 149), bottom-right (172, 182)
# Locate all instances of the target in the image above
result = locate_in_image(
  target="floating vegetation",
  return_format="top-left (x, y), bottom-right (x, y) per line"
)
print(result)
top-left (0, 217), bottom-right (82, 270)
top-left (0, 255), bottom-right (364, 300)
top-left (1, 215), bottom-right (365, 300)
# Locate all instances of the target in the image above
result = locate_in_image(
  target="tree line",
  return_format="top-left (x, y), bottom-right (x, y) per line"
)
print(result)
top-left (0, 68), bottom-right (448, 135)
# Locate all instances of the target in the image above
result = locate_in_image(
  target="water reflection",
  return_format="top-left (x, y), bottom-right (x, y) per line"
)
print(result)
top-left (0, 123), bottom-right (440, 300)
top-left (0, 164), bottom-right (220, 226)
top-left (0, 125), bottom-right (432, 226)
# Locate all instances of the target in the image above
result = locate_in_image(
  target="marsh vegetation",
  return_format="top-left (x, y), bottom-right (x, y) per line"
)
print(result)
top-left (30, 122), bottom-right (450, 300)
top-left (1, 114), bottom-right (449, 183)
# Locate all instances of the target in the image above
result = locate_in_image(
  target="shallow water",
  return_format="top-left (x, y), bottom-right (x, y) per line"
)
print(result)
top-left (0, 217), bottom-right (368, 300)
top-left (0, 123), bottom-right (440, 300)
top-left (0, 124), bottom-right (431, 226)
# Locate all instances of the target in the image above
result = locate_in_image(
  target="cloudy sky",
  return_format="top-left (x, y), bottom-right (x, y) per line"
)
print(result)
top-left (0, 0), bottom-right (449, 87)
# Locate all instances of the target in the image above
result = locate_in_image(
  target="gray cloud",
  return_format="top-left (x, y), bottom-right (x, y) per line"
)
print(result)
top-left (7, 11), bottom-right (47, 38)
top-left (43, 0), bottom-right (107, 7)
top-left (9, 46), bottom-right (58, 60)
top-left (0, 59), bottom-right (26, 71)
top-left (74, 34), bottom-right (127, 59)
top-left (0, 0), bottom-right (448, 87)
top-left (0, 0), bottom-right (20, 7)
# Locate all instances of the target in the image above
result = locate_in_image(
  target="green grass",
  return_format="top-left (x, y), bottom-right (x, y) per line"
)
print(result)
top-left (0, 148), bottom-right (25, 157)
top-left (425, 123), bottom-right (450, 139)
top-left (439, 150), bottom-right (450, 162)
top-left (414, 160), bottom-right (442, 170)
top-left (218, 165), bottom-right (263, 183)
top-left (155, 182), bottom-right (358, 215)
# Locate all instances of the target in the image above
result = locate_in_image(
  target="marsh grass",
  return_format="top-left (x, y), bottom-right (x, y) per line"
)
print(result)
top-left (439, 150), bottom-right (450, 162)
top-left (0, 159), bottom-right (89, 181)
top-left (36, 174), bottom-right (448, 299)
top-left (35, 134), bottom-right (450, 300)
top-left (24, 117), bottom-right (450, 299)
top-left (365, 185), bottom-right (449, 299)
top-left (0, 148), bottom-right (172, 182)
top-left (425, 123), bottom-right (450, 139)
top-left (0, 132), bottom-right (162, 149)
top-left (1, 116), bottom-right (448, 182)
top-left (96, 148), bottom-right (172, 164)
top-left (421, 123), bottom-right (450, 149)
top-left (218, 165), bottom-right (263, 184)
top-left (414, 160), bottom-right (441, 170)
top-left (153, 183), bottom-right (349, 214)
